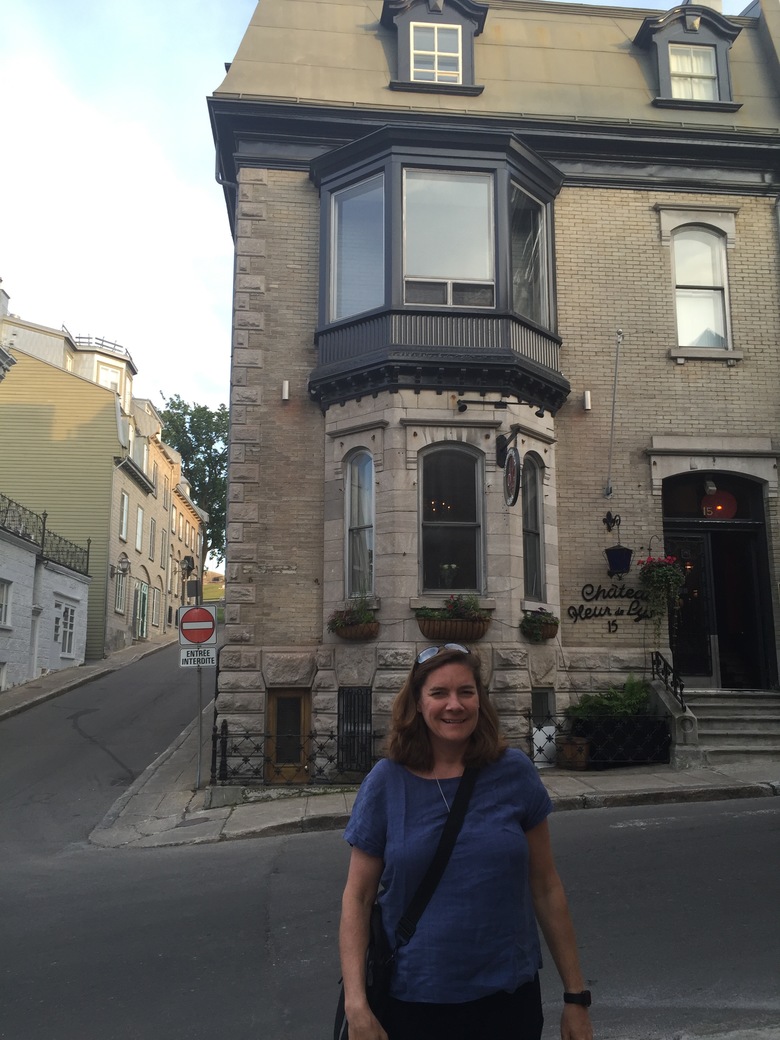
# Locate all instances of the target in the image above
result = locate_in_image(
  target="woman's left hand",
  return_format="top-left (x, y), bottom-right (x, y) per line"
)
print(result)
top-left (560, 1003), bottom-right (593, 1040)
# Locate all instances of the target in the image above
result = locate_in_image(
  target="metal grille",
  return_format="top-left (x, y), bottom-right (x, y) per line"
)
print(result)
top-left (338, 686), bottom-right (373, 773)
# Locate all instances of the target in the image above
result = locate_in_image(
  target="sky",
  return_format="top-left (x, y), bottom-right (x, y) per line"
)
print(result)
top-left (0, 0), bottom-right (748, 412)
top-left (0, 0), bottom-right (257, 411)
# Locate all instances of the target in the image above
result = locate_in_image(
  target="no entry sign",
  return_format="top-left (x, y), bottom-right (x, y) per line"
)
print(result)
top-left (178, 605), bottom-right (217, 646)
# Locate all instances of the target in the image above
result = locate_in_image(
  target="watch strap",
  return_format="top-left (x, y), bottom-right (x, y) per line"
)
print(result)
top-left (563, 990), bottom-right (592, 1007)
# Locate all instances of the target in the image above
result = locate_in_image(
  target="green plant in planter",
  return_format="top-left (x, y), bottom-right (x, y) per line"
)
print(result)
top-left (414, 594), bottom-right (490, 621)
top-left (519, 607), bottom-right (560, 643)
top-left (563, 675), bottom-right (671, 768)
top-left (327, 595), bottom-right (376, 632)
top-left (565, 675), bottom-right (650, 722)
top-left (636, 554), bottom-right (685, 649)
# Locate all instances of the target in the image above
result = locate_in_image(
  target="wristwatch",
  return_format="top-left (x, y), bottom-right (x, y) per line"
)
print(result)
top-left (563, 991), bottom-right (592, 1007)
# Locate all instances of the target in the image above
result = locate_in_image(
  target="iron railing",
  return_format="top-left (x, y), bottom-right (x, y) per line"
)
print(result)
top-left (0, 492), bottom-right (90, 575)
top-left (210, 720), bottom-right (381, 787)
top-left (526, 711), bottom-right (672, 771)
top-left (651, 651), bottom-right (686, 710)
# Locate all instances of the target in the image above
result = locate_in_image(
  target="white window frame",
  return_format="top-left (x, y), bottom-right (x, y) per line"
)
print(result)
top-left (119, 491), bottom-right (129, 541)
top-left (0, 579), bottom-right (12, 626)
top-left (410, 22), bottom-right (462, 84)
top-left (669, 43), bottom-right (718, 102)
top-left (149, 518), bottom-right (156, 561)
top-left (97, 363), bottom-right (121, 393)
top-left (135, 506), bottom-right (144, 552)
top-left (672, 225), bottom-right (730, 350)
top-left (115, 570), bottom-right (127, 614)
top-left (60, 602), bottom-right (76, 656)
top-left (345, 450), bottom-right (375, 597)
top-left (151, 586), bottom-right (161, 627)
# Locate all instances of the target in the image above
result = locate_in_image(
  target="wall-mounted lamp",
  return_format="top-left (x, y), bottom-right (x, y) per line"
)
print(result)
top-left (583, 390), bottom-right (592, 411)
top-left (601, 513), bottom-right (633, 578)
top-left (111, 555), bottom-right (131, 579)
top-left (282, 380), bottom-right (290, 402)
top-left (455, 398), bottom-right (508, 413)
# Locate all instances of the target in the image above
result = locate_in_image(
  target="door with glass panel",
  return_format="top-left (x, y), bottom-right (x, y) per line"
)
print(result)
top-left (266, 691), bottom-right (311, 784)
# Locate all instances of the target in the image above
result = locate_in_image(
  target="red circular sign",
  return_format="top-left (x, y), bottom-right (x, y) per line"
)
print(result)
top-left (701, 490), bottom-right (737, 520)
top-left (179, 606), bottom-right (215, 643)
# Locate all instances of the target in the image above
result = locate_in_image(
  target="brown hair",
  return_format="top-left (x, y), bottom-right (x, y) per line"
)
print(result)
top-left (385, 647), bottom-right (508, 771)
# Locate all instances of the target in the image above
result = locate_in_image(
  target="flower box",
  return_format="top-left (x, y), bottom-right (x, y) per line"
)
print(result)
top-left (416, 617), bottom-right (490, 642)
top-left (332, 621), bottom-right (380, 641)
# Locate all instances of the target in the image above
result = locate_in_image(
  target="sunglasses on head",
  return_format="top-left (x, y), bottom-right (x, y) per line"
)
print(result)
top-left (415, 643), bottom-right (470, 666)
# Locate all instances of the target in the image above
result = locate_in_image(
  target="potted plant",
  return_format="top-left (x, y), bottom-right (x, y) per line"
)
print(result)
top-left (520, 607), bottom-right (560, 643)
top-left (636, 554), bottom-right (685, 650)
top-left (559, 675), bottom-right (671, 770)
top-left (414, 594), bottom-right (491, 642)
top-left (327, 596), bottom-right (379, 641)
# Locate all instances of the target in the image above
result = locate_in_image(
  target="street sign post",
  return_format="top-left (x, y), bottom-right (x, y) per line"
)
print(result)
top-left (177, 603), bottom-right (218, 789)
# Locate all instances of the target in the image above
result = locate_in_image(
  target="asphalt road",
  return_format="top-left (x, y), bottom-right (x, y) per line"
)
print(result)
top-left (1, 650), bottom-right (778, 1040)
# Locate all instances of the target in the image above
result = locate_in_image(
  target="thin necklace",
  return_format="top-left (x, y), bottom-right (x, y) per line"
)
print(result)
top-left (433, 775), bottom-right (451, 813)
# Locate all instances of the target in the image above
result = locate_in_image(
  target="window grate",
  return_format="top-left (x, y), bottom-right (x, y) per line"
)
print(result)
top-left (338, 686), bottom-right (373, 772)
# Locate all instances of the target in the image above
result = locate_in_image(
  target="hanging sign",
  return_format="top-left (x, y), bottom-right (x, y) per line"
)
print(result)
top-left (504, 446), bottom-right (521, 507)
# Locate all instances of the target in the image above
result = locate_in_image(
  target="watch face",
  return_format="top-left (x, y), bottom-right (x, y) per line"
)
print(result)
top-left (504, 446), bottom-right (520, 507)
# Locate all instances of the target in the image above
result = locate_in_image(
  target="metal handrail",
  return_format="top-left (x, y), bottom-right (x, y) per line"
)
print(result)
top-left (651, 651), bottom-right (686, 709)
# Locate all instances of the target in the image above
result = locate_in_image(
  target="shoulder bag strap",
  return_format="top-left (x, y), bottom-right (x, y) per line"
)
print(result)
top-left (394, 765), bottom-right (479, 948)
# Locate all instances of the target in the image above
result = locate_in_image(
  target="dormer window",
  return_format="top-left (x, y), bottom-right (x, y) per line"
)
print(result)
top-left (382, 0), bottom-right (488, 96)
top-left (411, 22), bottom-right (461, 84)
top-left (634, 5), bottom-right (741, 112)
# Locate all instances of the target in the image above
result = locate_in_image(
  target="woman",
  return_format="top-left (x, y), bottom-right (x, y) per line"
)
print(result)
top-left (339, 644), bottom-right (593, 1040)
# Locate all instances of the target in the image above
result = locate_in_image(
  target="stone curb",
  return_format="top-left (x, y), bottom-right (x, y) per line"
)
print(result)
top-left (93, 777), bottom-right (780, 850)
top-left (89, 711), bottom-right (204, 846)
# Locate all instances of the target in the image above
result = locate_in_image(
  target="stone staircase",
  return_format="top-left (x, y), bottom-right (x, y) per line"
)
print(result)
top-left (683, 689), bottom-right (780, 763)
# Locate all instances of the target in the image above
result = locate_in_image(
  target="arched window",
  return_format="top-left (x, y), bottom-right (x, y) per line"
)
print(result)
top-left (522, 454), bottom-right (544, 600)
top-left (346, 451), bottom-right (374, 596)
top-left (421, 447), bottom-right (482, 592)
top-left (672, 226), bottom-right (729, 349)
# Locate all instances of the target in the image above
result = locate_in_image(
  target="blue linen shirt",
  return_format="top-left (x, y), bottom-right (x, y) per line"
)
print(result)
top-left (344, 748), bottom-right (553, 1004)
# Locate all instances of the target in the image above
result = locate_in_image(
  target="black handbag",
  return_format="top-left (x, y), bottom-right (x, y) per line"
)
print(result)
top-left (334, 767), bottom-right (479, 1040)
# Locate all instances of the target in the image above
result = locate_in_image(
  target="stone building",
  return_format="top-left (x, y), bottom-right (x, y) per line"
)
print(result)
top-left (209, 0), bottom-right (780, 777)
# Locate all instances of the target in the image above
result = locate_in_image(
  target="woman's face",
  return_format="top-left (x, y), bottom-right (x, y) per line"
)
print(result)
top-left (417, 660), bottom-right (480, 753)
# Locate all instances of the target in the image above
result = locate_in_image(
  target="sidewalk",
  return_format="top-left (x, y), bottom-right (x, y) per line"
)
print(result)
top-left (3, 645), bottom-right (779, 850)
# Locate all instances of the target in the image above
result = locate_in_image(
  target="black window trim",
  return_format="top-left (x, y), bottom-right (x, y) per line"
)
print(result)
top-left (381, 0), bottom-right (489, 95)
top-left (633, 5), bottom-right (742, 112)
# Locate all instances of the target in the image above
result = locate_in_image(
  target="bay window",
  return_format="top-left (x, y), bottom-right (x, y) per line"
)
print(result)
top-left (404, 169), bottom-right (494, 307)
top-left (331, 174), bottom-right (384, 322)
top-left (511, 184), bottom-right (548, 327)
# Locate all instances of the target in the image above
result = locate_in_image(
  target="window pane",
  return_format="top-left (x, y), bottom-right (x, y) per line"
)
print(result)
top-left (422, 450), bottom-right (480, 592)
top-left (438, 28), bottom-right (459, 54)
top-left (332, 175), bottom-right (384, 321)
top-left (405, 280), bottom-right (448, 305)
top-left (670, 44), bottom-right (718, 101)
top-left (522, 457), bottom-right (544, 599)
top-left (510, 184), bottom-right (547, 326)
top-left (413, 26), bottom-right (435, 51)
top-left (452, 283), bottom-right (494, 307)
top-left (422, 526), bottom-right (479, 589)
top-left (347, 452), bottom-right (374, 596)
top-left (423, 452), bottom-right (477, 523)
top-left (405, 170), bottom-right (492, 282)
top-left (676, 289), bottom-right (727, 347)
top-left (674, 228), bottom-right (721, 286)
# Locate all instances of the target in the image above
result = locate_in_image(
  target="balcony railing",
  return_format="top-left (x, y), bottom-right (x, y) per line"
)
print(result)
top-left (0, 492), bottom-right (90, 575)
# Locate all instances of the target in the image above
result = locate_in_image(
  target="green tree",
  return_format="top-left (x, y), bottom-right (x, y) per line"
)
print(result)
top-left (159, 394), bottom-right (228, 564)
